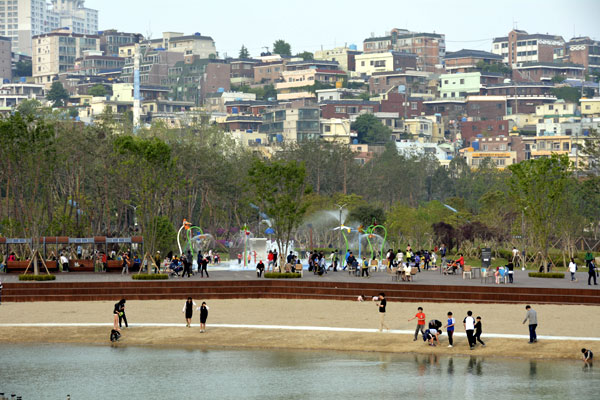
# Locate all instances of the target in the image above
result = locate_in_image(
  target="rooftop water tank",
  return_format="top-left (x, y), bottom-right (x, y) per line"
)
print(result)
top-left (349, 44), bottom-right (358, 50)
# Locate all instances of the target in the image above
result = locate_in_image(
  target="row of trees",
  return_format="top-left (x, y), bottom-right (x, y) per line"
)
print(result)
top-left (1, 109), bottom-right (599, 268)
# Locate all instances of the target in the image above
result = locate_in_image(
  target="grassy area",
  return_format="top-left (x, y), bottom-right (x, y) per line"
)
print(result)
top-left (464, 257), bottom-right (508, 268)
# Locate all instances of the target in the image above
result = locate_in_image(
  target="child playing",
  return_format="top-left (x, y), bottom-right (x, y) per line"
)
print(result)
top-left (445, 311), bottom-right (455, 348)
top-left (474, 316), bottom-right (486, 346)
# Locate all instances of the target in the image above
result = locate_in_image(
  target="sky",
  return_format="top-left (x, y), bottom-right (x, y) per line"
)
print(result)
top-left (85, 0), bottom-right (600, 57)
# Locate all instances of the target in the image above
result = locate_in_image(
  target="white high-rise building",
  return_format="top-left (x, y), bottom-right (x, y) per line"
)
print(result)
top-left (0, 0), bottom-right (98, 56)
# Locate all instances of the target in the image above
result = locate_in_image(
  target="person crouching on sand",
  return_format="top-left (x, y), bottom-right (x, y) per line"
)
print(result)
top-left (183, 297), bottom-right (196, 327)
top-left (198, 302), bottom-right (209, 333)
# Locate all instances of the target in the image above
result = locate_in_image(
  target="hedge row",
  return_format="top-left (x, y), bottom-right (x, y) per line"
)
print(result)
top-left (264, 272), bottom-right (301, 279)
top-left (132, 273), bottom-right (169, 280)
top-left (18, 274), bottom-right (56, 281)
top-left (528, 272), bottom-right (565, 279)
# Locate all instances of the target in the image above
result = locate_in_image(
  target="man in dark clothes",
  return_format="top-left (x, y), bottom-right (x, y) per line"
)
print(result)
top-left (256, 260), bottom-right (265, 278)
top-left (200, 257), bottom-right (209, 278)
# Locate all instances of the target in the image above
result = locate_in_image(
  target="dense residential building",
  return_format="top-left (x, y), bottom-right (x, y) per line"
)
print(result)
top-left (443, 49), bottom-right (503, 73)
top-left (320, 118), bottom-right (355, 144)
top-left (253, 60), bottom-right (285, 84)
top-left (581, 98), bottom-right (600, 117)
top-left (491, 29), bottom-right (565, 66)
top-left (363, 28), bottom-right (445, 72)
top-left (120, 49), bottom-right (184, 86)
top-left (354, 51), bottom-right (417, 78)
top-left (461, 136), bottom-right (524, 169)
top-left (32, 28), bottom-right (99, 85)
top-left (0, 82), bottom-right (44, 107)
top-left (368, 70), bottom-right (430, 95)
top-left (512, 62), bottom-right (585, 82)
top-left (465, 95), bottom-right (507, 120)
top-left (561, 37), bottom-right (600, 74)
top-left (2, 0), bottom-right (98, 56)
top-left (204, 91), bottom-right (255, 114)
top-left (99, 29), bottom-right (142, 57)
top-left (320, 100), bottom-right (379, 119)
top-left (460, 120), bottom-right (511, 146)
top-left (0, 36), bottom-right (11, 81)
top-left (70, 50), bottom-right (124, 76)
top-left (261, 106), bottom-right (321, 142)
top-left (482, 82), bottom-right (556, 114)
top-left (314, 46), bottom-right (361, 72)
top-left (276, 68), bottom-right (346, 94)
top-left (230, 58), bottom-right (259, 86)
top-left (439, 72), bottom-right (504, 99)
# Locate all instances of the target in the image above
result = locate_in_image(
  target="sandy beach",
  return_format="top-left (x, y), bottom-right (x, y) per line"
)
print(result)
top-left (1, 299), bottom-right (598, 360)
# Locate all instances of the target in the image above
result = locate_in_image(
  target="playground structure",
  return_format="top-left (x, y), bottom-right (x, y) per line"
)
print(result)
top-left (177, 219), bottom-right (215, 258)
top-left (0, 236), bottom-right (144, 274)
top-left (333, 223), bottom-right (387, 262)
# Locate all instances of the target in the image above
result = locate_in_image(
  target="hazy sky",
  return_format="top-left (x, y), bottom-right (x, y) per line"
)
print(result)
top-left (85, 0), bottom-right (600, 57)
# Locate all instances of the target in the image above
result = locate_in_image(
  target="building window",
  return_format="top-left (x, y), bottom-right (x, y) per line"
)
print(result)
top-left (460, 79), bottom-right (464, 84)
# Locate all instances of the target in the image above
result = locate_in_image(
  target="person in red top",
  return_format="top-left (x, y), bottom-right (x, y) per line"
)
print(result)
top-left (267, 250), bottom-right (274, 272)
top-left (457, 253), bottom-right (465, 268)
top-left (408, 307), bottom-right (426, 341)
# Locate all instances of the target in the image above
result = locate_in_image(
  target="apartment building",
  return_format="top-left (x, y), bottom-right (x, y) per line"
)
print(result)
top-left (462, 136), bottom-right (524, 169)
top-left (562, 37), bottom-right (600, 74)
top-left (363, 28), bottom-right (445, 72)
top-left (354, 51), bottom-right (417, 78)
top-left (99, 29), bottom-right (142, 57)
top-left (581, 98), bottom-right (600, 117)
top-left (276, 68), bottom-right (346, 92)
top-left (261, 107), bottom-right (320, 142)
top-left (439, 72), bottom-right (504, 99)
top-left (314, 46), bottom-right (361, 72)
top-left (167, 33), bottom-right (217, 59)
top-left (230, 58), bottom-right (259, 86)
top-left (443, 49), bottom-right (503, 73)
top-left (0, 36), bottom-right (11, 81)
top-left (32, 28), bottom-right (99, 84)
top-left (0, 81), bottom-right (44, 107)
top-left (320, 118), bottom-right (355, 144)
top-left (253, 60), bottom-right (285, 84)
top-left (70, 50), bottom-right (124, 76)
top-left (512, 62), bottom-right (585, 82)
top-left (491, 29), bottom-right (564, 66)
top-left (120, 49), bottom-right (184, 86)
top-left (368, 70), bottom-right (430, 95)
top-left (1, 0), bottom-right (98, 56)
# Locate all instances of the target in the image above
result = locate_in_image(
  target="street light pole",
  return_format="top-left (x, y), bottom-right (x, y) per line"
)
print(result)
top-left (335, 203), bottom-right (347, 252)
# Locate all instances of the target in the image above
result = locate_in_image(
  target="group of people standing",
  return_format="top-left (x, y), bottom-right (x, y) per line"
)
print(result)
top-left (165, 250), bottom-right (211, 278)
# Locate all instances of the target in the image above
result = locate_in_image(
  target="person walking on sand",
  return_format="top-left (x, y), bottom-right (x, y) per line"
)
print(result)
top-left (474, 316), bottom-right (486, 347)
top-left (182, 297), bottom-right (196, 327)
top-left (464, 311), bottom-right (475, 350)
top-left (113, 301), bottom-right (123, 332)
top-left (377, 293), bottom-right (389, 332)
top-left (198, 302), bottom-right (209, 333)
top-left (582, 348), bottom-right (593, 363)
top-left (445, 312), bottom-right (455, 348)
top-left (523, 305), bottom-right (538, 344)
top-left (115, 299), bottom-right (128, 328)
top-left (409, 307), bottom-right (426, 341)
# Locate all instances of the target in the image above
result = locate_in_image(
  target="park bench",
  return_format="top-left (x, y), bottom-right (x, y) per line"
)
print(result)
top-left (6, 260), bottom-right (59, 273)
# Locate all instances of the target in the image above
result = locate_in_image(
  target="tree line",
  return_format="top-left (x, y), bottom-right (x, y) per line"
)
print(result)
top-left (1, 109), bottom-right (599, 269)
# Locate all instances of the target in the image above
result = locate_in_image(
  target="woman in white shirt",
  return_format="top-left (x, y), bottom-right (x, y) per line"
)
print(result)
top-left (568, 258), bottom-right (577, 282)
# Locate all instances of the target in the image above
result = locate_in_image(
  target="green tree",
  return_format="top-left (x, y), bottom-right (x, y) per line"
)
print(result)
top-left (247, 158), bottom-right (311, 265)
top-left (14, 60), bottom-right (32, 77)
top-left (508, 154), bottom-right (572, 271)
top-left (551, 75), bottom-right (566, 83)
top-left (113, 136), bottom-right (179, 258)
top-left (88, 84), bottom-right (108, 97)
top-left (348, 205), bottom-right (386, 227)
top-left (47, 81), bottom-right (70, 107)
top-left (551, 87), bottom-right (581, 103)
top-left (273, 40), bottom-right (292, 56)
top-left (16, 99), bottom-right (43, 118)
top-left (350, 113), bottom-right (392, 144)
top-left (239, 45), bottom-right (250, 59)
top-left (296, 51), bottom-right (313, 60)
top-left (475, 60), bottom-right (511, 75)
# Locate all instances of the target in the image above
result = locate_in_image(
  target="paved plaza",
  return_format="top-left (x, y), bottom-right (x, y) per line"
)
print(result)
top-left (2, 262), bottom-right (598, 290)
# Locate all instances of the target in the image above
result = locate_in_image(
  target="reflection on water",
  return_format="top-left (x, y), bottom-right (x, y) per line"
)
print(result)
top-left (0, 344), bottom-right (598, 400)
